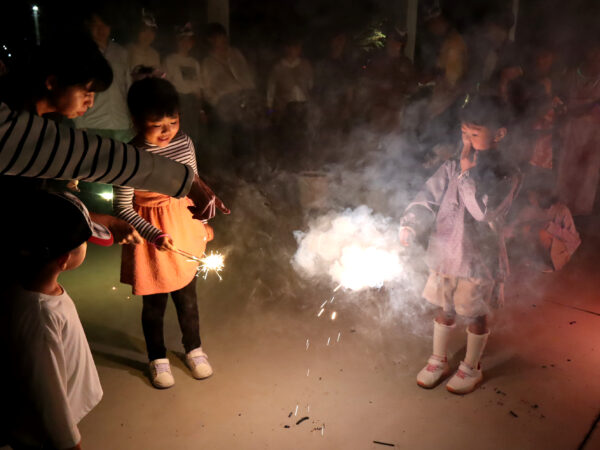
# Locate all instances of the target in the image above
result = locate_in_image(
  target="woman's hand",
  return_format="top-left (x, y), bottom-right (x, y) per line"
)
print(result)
top-left (187, 175), bottom-right (230, 222)
top-left (155, 235), bottom-right (177, 252)
top-left (89, 213), bottom-right (143, 245)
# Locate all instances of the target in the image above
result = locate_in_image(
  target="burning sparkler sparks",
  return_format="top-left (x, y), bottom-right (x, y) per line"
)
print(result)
top-left (198, 252), bottom-right (225, 280)
top-left (172, 248), bottom-right (226, 280)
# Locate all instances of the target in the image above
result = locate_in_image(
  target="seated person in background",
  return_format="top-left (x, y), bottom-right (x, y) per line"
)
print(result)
top-left (1, 191), bottom-right (113, 450)
top-left (506, 175), bottom-right (580, 272)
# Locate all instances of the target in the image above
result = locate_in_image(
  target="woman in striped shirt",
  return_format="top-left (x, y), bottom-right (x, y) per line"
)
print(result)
top-left (114, 77), bottom-right (215, 389)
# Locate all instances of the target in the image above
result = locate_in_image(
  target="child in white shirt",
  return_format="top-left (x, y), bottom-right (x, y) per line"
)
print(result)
top-left (1, 191), bottom-right (113, 449)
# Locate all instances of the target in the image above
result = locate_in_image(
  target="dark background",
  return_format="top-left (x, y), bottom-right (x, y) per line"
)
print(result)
top-left (2, 0), bottom-right (600, 74)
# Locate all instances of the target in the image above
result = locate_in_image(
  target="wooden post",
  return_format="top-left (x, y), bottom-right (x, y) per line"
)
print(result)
top-left (509, 0), bottom-right (519, 42)
top-left (405, 0), bottom-right (419, 61)
top-left (207, 0), bottom-right (229, 33)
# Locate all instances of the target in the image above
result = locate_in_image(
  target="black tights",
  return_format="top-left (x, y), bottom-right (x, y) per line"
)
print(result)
top-left (141, 278), bottom-right (201, 361)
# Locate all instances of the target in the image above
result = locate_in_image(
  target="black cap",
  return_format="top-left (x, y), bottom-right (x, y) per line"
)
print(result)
top-left (15, 191), bottom-right (113, 262)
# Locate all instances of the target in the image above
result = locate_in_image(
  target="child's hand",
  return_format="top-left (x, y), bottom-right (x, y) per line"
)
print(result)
top-left (399, 227), bottom-right (416, 247)
top-left (155, 235), bottom-right (177, 252)
top-left (460, 140), bottom-right (478, 173)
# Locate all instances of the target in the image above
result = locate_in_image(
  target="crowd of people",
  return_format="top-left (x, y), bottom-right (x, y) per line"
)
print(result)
top-left (0, 2), bottom-right (598, 449)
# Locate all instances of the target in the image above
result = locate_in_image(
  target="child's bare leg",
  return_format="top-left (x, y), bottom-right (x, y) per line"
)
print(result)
top-left (435, 308), bottom-right (456, 327)
top-left (466, 315), bottom-right (488, 335)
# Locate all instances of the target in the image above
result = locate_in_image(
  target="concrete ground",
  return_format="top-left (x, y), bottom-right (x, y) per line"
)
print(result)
top-left (23, 186), bottom-right (600, 450)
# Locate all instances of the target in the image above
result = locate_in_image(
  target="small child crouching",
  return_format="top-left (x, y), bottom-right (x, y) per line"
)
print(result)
top-left (506, 174), bottom-right (580, 272)
top-left (399, 95), bottom-right (522, 394)
top-left (1, 191), bottom-right (113, 449)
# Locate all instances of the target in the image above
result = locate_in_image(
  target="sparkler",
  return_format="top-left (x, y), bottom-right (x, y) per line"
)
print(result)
top-left (198, 252), bottom-right (225, 280)
top-left (170, 248), bottom-right (225, 280)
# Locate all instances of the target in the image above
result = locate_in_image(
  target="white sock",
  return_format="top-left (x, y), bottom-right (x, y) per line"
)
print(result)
top-left (432, 320), bottom-right (455, 359)
top-left (464, 329), bottom-right (490, 369)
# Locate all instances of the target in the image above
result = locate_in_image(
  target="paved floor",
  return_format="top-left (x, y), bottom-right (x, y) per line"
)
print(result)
top-left (6, 178), bottom-right (598, 450)
top-left (48, 198), bottom-right (598, 450)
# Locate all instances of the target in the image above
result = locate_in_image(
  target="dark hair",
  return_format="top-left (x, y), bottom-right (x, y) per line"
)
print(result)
top-left (205, 22), bottom-right (227, 39)
top-left (0, 32), bottom-right (112, 112)
top-left (127, 77), bottom-right (180, 122)
top-left (483, 10), bottom-right (515, 30)
top-left (460, 95), bottom-right (509, 130)
top-left (84, 6), bottom-right (115, 27)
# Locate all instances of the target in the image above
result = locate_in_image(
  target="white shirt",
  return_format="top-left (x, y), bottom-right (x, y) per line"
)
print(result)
top-left (267, 57), bottom-right (313, 110)
top-left (1, 285), bottom-right (103, 448)
top-left (127, 42), bottom-right (161, 72)
top-left (164, 53), bottom-right (203, 95)
top-left (74, 41), bottom-right (132, 131)
top-left (200, 48), bottom-right (255, 106)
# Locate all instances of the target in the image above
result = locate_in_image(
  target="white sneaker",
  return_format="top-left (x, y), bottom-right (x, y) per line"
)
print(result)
top-left (186, 347), bottom-right (213, 379)
top-left (149, 358), bottom-right (175, 389)
top-left (446, 361), bottom-right (483, 394)
top-left (416, 355), bottom-right (451, 388)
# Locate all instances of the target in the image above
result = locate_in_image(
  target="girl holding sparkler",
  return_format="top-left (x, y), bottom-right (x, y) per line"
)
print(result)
top-left (399, 95), bottom-right (521, 394)
top-left (115, 77), bottom-right (227, 389)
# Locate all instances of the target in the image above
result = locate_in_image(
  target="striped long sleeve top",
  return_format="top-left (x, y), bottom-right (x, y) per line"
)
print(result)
top-left (113, 133), bottom-right (198, 243)
top-left (0, 103), bottom-right (193, 197)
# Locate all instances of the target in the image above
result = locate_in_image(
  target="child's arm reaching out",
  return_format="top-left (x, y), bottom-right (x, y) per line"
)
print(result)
top-left (399, 161), bottom-right (452, 245)
top-left (113, 185), bottom-right (176, 251)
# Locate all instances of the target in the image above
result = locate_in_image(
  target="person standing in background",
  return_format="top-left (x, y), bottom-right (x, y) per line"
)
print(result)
top-left (556, 40), bottom-right (600, 215)
top-left (127, 9), bottom-right (161, 79)
top-left (200, 23), bottom-right (258, 168)
top-left (74, 8), bottom-right (133, 143)
top-left (267, 36), bottom-right (314, 168)
top-left (164, 23), bottom-right (203, 148)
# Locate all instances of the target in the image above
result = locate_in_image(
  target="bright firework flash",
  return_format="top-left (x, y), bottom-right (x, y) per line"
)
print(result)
top-left (171, 248), bottom-right (226, 280)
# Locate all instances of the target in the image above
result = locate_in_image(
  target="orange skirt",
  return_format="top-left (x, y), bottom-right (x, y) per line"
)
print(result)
top-left (121, 190), bottom-right (209, 296)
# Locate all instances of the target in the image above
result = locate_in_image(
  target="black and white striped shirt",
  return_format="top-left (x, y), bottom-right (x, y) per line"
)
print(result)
top-left (113, 133), bottom-right (198, 243)
top-left (0, 103), bottom-right (193, 197)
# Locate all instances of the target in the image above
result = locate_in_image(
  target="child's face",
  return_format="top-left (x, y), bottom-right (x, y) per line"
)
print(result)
top-left (461, 122), bottom-right (506, 151)
top-left (88, 15), bottom-right (111, 45)
top-left (138, 26), bottom-right (156, 47)
top-left (49, 80), bottom-right (95, 119)
top-left (140, 114), bottom-right (180, 147)
top-left (209, 34), bottom-right (228, 50)
top-left (285, 44), bottom-right (302, 59)
top-left (177, 36), bottom-right (195, 53)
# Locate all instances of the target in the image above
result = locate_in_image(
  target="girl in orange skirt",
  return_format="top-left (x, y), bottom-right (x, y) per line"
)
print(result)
top-left (114, 77), bottom-right (213, 389)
